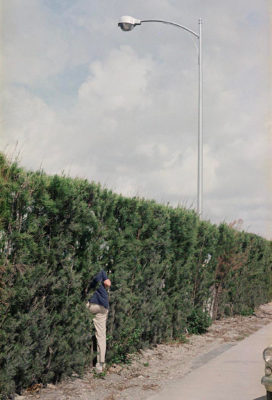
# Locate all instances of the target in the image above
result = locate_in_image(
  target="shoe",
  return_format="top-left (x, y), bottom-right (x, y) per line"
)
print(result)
top-left (95, 362), bottom-right (105, 373)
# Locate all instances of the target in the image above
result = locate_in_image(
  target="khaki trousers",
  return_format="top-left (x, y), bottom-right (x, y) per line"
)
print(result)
top-left (86, 303), bottom-right (108, 363)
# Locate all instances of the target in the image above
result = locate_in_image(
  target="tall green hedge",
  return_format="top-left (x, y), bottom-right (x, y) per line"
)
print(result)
top-left (0, 153), bottom-right (271, 398)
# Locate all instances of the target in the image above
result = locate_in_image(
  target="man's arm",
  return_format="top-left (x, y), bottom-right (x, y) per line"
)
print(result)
top-left (91, 270), bottom-right (111, 289)
top-left (101, 270), bottom-right (111, 289)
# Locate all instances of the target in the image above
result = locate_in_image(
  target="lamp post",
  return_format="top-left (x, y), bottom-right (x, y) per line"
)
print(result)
top-left (118, 16), bottom-right (203, 218)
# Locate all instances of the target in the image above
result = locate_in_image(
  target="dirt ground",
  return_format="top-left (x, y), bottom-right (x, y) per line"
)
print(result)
top-left (16, 302), bottom-right (272, 400)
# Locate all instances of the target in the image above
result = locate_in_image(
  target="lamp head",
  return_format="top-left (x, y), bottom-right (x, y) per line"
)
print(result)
top-left (118, 16), bottom-right (141, 31)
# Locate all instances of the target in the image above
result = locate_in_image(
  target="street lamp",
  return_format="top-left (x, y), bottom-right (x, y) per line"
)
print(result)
top-left (118, 15), bottom-right (203, 218)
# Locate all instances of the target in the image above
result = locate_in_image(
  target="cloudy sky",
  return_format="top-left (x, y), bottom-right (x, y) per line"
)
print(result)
top-left (1, 0), bottom-right (271, 239)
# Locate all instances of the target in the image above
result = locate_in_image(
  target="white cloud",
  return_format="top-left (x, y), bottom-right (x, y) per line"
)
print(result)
top-left (77, 46), bottom-right (153, 112)
top-left (1, 86), bottom-right (64, 171)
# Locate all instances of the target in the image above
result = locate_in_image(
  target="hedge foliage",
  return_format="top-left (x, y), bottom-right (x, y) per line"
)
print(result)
top-left (0, 153), bottom-right (271, 398)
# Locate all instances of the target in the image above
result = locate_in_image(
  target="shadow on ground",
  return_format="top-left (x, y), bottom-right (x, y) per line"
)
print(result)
top-left (253, 396), bottom-right (266, 400)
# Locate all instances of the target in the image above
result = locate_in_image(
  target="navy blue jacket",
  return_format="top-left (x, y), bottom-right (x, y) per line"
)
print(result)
top-left (89, 270), bottom-right (109, 309)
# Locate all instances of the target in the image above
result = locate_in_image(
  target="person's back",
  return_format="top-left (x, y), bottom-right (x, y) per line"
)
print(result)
top-left (89, 270), bottom-right (110, 309)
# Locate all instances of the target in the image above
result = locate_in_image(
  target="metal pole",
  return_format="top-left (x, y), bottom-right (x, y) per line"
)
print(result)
top-left (119, 16), bottom-right (203, 217)
top-left (197, 18), bottom-right (203, 218)
top-left (142, 18), bottom-right (203, 218)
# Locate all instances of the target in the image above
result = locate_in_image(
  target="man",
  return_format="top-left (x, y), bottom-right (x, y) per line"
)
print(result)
top-left (86, 269), bottom-right (111, 373)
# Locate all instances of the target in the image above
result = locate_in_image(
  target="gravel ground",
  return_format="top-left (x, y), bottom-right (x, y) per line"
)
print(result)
top-left (15, 302), bottom-right (272, 400)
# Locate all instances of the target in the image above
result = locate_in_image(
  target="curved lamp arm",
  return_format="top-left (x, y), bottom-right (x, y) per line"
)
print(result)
top-left (141, 19), bottom-right (199, 38)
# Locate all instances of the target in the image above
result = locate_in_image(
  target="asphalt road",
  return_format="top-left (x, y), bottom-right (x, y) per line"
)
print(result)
top-left (147, 322), bottom-right (272, 400)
